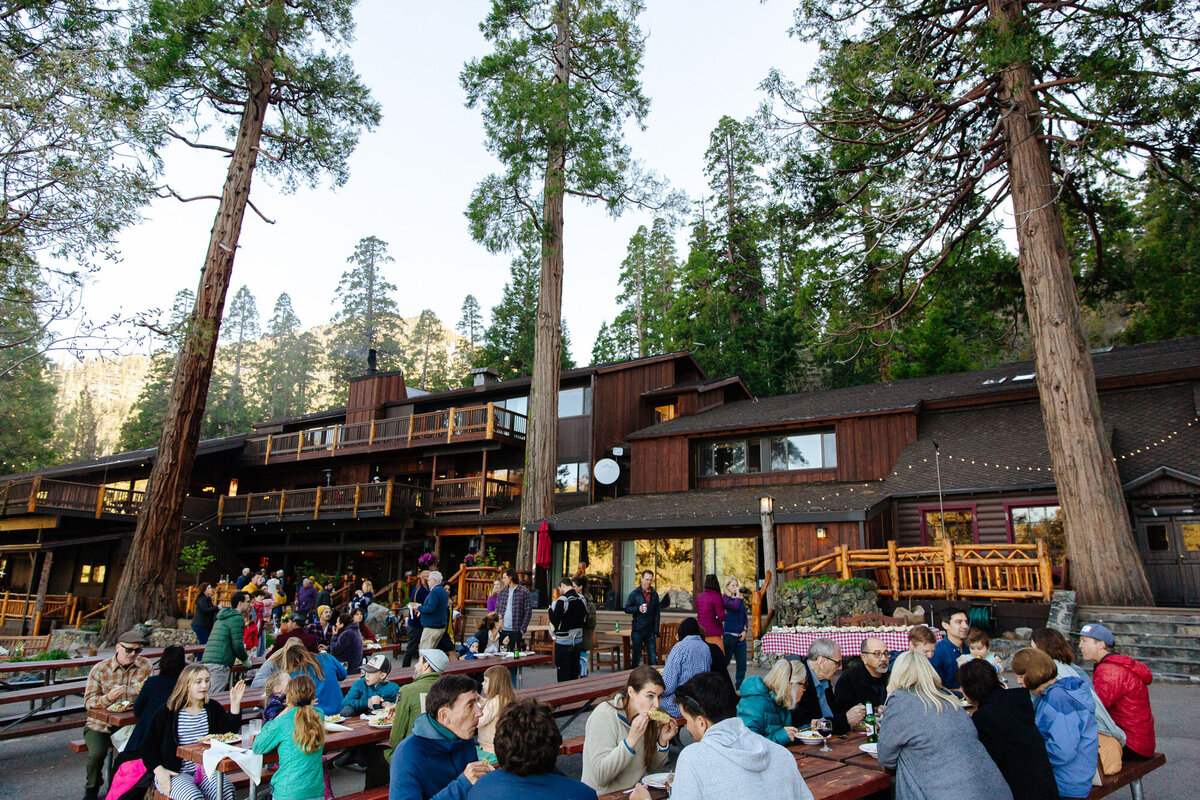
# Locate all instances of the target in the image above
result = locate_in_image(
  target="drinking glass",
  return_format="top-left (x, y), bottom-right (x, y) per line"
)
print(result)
top-left (816, 719), bottom-right (832, 752)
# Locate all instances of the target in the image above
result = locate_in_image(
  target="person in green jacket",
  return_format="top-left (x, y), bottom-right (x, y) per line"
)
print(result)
top-left (737, 657), bottom-right (804, 745)
top-left (387, 649), bottom-right (447, 758)
top-left (253, 674), bottom-right (326, 800)
top-left (202, 592), bottom-right (252, 692)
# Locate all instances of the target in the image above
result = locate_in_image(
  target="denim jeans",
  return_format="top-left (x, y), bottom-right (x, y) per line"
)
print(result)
top-left (724, 633), bottom-right (747, 690)
top-left (630, 629), bottom-right (657, 667)
top-left (192, 623), bottom-right (210, 645)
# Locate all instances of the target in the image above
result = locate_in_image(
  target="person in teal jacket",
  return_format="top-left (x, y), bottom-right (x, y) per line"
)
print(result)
top-left (341, 654), bottom-right (399, 715)
top-left (253, 674), bottom-right (326, 800)
top-left (736, 658), bottom-right (804, 745)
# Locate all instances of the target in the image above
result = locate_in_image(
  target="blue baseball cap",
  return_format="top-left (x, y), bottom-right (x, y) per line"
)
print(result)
top-left (1073, 623), bottom-right (1115, 646)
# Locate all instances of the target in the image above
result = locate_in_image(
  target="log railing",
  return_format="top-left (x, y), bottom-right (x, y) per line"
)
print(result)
top-left (444, 564), bottom-right (531, 612)
top-left (246, 402), bottom-right (527, 463)
top-left (0, 592), bottom-right (78, 629)
top-left (217, 480), bottom-right (431, 525)
top-left (432, 477), bottom-right (519, 511)
top-left (778, 540), bottom-right (1053, 602)
top-left (0, 478), bottom-right (144, 518)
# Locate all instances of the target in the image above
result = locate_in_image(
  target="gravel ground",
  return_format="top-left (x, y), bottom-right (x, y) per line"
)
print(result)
top-left (3, 662), bottom-right (1195, 800)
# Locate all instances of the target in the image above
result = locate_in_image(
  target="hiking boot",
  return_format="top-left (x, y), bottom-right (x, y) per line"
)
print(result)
top-left (82, 787), bottom-right (99, 800)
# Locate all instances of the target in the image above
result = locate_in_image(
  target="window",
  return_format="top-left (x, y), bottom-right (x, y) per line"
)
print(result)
top-left (625, 538), bottom-right (694, 602)
top-left (653, 403), bottom-right (677, 424)
top-left (923, 509), bottom-right (975, 546)
top-left (769, 432), bottom-right (837, 471)
top-left (701, 538), bottom-right (757, 591)
top-left (699, 440), bottom-right (755, 476)
top-left (555, 462), bottom-right (591, 493)
top-left (557, 386), bottom-right (592, 417)
top-left (496, 396), bottom-right (528, 417)
top-left (1181, 523), bottom-right (1200, 552)
top-left (79, 564), bottom-right (107, 584)
top-left (1145, 524), bottom-right (1169, 551)
top-left (553, 540), bottom-right (615, 607)
top-left (1010, 504), bottom-right (1066, 565)
top-left (699, 431), bottom-right (835, 476)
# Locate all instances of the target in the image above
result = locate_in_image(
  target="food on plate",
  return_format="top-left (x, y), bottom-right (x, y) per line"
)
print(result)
top-left (107, 700), bottom-right (132, 711)
top-left (325, 714), bottom-right (344, 723)
top-left (642, 773), bottom-right (673, 789)
top-left (797, 730), bottom-right (825, 745)
top-left (646, 709), bottom-right (672, 723)
top-left (199, 732), bottom-right (240, 744)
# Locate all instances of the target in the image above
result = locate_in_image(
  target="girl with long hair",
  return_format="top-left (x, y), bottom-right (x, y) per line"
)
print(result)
top-left (476, 665), bottom-right (517, 764)
top-left (141, 664), bottom-right (245, 800)
top-left (253, 674), bottom-right (327, 800)
top-left (737, 656), bottom-right (805, 744)
top-left (581, 666), bottom-right (678, 794)
top-left (695, 574), bottom-right (727, 653)
top-left (281, 637), bottom-right (346, 715)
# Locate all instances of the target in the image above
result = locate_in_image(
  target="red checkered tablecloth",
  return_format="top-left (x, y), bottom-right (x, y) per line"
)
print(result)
top-left (760, 627), bottom-right (941, 657)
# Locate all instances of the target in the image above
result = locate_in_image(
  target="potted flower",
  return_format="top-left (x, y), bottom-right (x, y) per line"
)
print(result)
top-left (417, 552), bottom-right (437, 568)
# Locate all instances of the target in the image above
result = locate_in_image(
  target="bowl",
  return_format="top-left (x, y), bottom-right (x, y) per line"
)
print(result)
top-left (859, 743), bottom-right (878, 757)
top-left (797, 731), bottom-right (825, 745)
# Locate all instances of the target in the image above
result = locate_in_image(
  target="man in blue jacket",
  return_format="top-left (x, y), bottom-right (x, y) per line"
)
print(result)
top-left (623, 570), bottom-right (660, 667)
top-left (417, 571), bottom-right (450, 652)
top-left (388, 674), bottom-right (492, 800)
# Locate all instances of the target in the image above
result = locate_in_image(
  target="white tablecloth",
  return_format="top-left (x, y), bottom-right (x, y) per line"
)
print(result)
top-left (761, 627), bottom-right (941, 657)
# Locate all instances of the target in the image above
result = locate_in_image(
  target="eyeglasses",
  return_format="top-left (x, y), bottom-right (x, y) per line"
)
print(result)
top-left (863, 650), bottom-right (888, 659)
top-left (823, 655), bottom-right (843, 668)
top-left (120, 645), bottom-right (143, 654)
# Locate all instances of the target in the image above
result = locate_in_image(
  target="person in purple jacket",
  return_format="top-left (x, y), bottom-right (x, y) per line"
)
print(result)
top-left (721, 577), bottom-right (749, 690)
top-left (295, 577), bottom-right (316, 621)
top-left (695, 574), bottom-right (727, 653)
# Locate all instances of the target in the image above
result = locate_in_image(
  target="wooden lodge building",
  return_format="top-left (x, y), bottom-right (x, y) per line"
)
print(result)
top-left (2, 337), bottom-right (1199, 629)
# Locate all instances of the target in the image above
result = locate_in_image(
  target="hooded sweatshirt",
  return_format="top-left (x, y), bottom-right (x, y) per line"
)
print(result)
top-left (1092, 653), bottom-right (1156, 757)
top-left (1033, 676), bottom-right (1100, 799)
top-left (389, 713), bottom-right (476, 800)
top-left (670, 717), bottom-right (813, 800)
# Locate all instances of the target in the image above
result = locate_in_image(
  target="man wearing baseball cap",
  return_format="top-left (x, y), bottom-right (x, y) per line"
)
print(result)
top-left (337, 654), bottom-right (401, 777)
top-left (387, 650), bottom-right (448, 757)
top-left (1075, 623), bottom-right (1157, 760)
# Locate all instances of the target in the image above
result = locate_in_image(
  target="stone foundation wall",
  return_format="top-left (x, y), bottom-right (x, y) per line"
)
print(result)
top-left (774, 578), bottom-right (880, 627)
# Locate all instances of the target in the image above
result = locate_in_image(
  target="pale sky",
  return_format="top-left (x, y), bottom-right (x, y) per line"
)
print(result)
top-left (69, 1), bottom-right (817, 365)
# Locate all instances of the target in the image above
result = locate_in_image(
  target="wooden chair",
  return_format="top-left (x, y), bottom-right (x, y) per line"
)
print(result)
top-left (0, 634), bottom-right (51, 660)
top-left (656, 622), bottom-right (680, 665)
top-left (590, 641), bottom-right (622, 672)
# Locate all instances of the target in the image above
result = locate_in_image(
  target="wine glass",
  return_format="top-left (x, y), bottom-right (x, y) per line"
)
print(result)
top-left (815, 718), bottom-right (833, 752)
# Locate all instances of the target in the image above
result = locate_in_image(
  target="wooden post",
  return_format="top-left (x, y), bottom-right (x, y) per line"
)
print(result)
top-left (313, 488), bottom-right (322, 520)
top-left (217, 495), bottom-right (225, 525)
top-left (759, 507), bottom-right (777, 613)
top-left (368, 419), bottom-right (376, 447)
top-left (264, 434), bottom-right (273, 464)
top-left (887, 539), bottom-right (901, 600)
top-left (384, 479), bottom-right (394, 516)
top-left (1, 590), bottom-right (9, 624)
top-left (486, 402), bottom-right (495, 439)
top-left (458, 565), bottom-right (466, 611)
top-left (278, 490), bottom-right (286, 521)
top-left (1037, 539), bottom-right (1053, 601)
top-left (943, 539), bottom-right (957, 598)
top-left (331, 425), bottom-right (339, 452)
top-left (838, 545), bottom-right (851, 580)
top-left (480, 449), bottom-right (489, 515)
top-left (407, 415), bottom-right (414, 445)
top-left (353, 484), bottom-right (362, 518)
top-left (27, 476), bottom-right (41, 513)
top-left (245, 496), bottom-right (251, 523)
top-left (1, 481), bottom-right (10, 515)
top-left (446, 407), bottom-right (456, 441)
top-left (94, 485), bottom-right (106, 519)
top-left (31, 550), bottom-right (52, 636)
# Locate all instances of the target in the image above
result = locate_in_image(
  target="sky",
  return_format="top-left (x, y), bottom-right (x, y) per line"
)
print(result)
top-left (71, 1), bottom-right (819, 365)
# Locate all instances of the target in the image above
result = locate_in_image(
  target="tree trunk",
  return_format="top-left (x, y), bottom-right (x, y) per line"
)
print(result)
top-left (518, 4), bottom-right (570, 573)
top-left (100, 38), bottom-right (277, 643)
top-left (990, 0), bottom-right (1152, 606)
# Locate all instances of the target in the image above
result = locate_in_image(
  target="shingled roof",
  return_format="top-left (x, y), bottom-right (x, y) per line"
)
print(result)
top-left (629, 336), bottom-right (1200, 439)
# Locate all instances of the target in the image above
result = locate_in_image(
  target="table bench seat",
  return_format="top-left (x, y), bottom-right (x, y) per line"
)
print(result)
top-left (559, 734), bottom-right (586, 755)
top-left (1088, 752), bottom-right (1166, 799)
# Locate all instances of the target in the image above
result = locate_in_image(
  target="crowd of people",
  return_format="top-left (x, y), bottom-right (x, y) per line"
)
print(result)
top-left (78, 563), bottom-right (1160, 800)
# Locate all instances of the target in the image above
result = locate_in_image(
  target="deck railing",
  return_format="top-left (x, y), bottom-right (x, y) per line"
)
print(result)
top-left (444, 564), bottom-right (532, 612)
top-left (217, 479), bottom-right (430, 525)
top-left (0, 478), bottom-right (144, 518)
top-left (778, 540), bottom-right (1053, 602)
top-left (432, 477), bottom-right (519, 511)
top-left (0, 591), bottom-right (78, 631)
top-left (246, 402), bottom-right (526, 463)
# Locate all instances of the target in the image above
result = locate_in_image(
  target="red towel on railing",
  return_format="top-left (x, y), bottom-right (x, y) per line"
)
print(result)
top-left (535, 521), bottom-right (552, 569)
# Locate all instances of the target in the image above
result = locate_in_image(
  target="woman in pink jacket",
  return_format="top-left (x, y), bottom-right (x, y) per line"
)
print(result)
top-left (695, 574), bottom-right (727, 653)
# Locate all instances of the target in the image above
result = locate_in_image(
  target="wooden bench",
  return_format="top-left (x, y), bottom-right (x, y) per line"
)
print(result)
top-left (337, 788), bottom-right (388, 800)
top-left (1087, 752), bottom-right (1165, 799)
top-left (68, 738), bottom-right (88, 753)
top-left (559, 733), bottom-right (585, 755)
top-left (0, 634), bottom-right (52, 659)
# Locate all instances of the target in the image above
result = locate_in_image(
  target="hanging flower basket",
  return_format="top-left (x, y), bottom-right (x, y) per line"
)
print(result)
top-left (418, 552), bottom-right (437, 567)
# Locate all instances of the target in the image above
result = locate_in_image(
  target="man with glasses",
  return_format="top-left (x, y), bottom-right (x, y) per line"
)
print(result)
top-left (81, 630), bottom-right (153, 800)
top-left (787, 637), bottom-right (866, 735)
top-left (834, 637), bottom-right (889, 719)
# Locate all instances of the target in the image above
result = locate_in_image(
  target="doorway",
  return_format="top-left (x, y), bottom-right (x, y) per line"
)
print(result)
top-left (1137, 516), bottom-right (1200, 606)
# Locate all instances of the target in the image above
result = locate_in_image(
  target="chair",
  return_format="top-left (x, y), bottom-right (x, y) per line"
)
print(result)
top-left (590, 640), bottom-right (623, 672)
top-left (656, 622), bottom-right (680, 665)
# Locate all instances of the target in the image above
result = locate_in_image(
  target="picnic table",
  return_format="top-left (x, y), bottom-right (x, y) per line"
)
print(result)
top-left (0, 644), bottom-right (207, 688)
top-left (761, 627), bottom-right (941, 658)
top-left (515, 669), bottom-right (632, 729)
top-left (790, 732), bottom-right (892, 774)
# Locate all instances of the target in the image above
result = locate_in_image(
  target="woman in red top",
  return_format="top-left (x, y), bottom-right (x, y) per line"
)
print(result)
top-left (351, 606), bottom-right (377, 641)
top-left (694, 574), bottom-right (727, 653)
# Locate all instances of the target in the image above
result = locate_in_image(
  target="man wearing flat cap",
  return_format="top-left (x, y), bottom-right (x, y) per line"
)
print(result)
top-left (81, 630), bottom-right (153, 800)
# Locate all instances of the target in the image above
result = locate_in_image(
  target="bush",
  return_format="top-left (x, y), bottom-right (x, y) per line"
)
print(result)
top-left (17, 648), bottom-right (70, 662)
top-left (781, 575), bottom-right (874, 591)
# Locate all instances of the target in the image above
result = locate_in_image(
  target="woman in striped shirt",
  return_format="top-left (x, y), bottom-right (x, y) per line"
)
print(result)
top-left (141, 663), bottom-right (245, 800)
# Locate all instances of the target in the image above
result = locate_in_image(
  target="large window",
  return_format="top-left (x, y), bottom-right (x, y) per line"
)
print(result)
top-left (1010, 504), bottom-right (1065, 565)
top-left (496, 396), bottom-right (528, 417)
top-left (699, 430), bottom-right (836, 477)
top-left (701, 538), bottom-right (757, 590)
top-left (554, 539), bottom-right (614, 607)
top-left (555, 462), bottom-right (591, 493)
top-left (558, 386), bottom-right (592, 417)
top-left (923, 508), bottom-right (975, 546)
top-left (79, 564), bottom-right (107, 585)
top-left (653, 403), bottom-right (677, 424)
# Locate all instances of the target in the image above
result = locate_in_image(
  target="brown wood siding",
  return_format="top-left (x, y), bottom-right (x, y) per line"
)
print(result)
top-left (894, 491), bottom-right (1061, 546)
top-left (835, 413), bottom-right (918, 481)
top-left (592, 361), bottom-right (677, 453)
top-left (631, 438), bottom-right (689, 494)
top-left (346, 373), bottom-right (408, 424)
top-left (776, 522), bottom-right (860, 568)
top-left (697, 468), bottom-right (838, 489)
top-left (866, 507), bottom-right (892, 549)
top-left (1129, 476), bottom-right (1200, 497)
top-left (557, 416), bottom-right (591, 462)
top-left (337, 463), bottom-right (370, 484)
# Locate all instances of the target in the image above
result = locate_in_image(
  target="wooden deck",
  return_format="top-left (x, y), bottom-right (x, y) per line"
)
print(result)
top-left (0, 478), bottom-right (143, 519)
top-left (217, 479), bottom-right (430, 526)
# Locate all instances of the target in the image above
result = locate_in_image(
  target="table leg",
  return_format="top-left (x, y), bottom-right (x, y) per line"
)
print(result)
top-left (1130, 778), bottom-right (1145, 800)
top-left (216, 770), bottom-right (227, 800)
top-left (516, 665), bottom-right (523, 689)
top-left (248, 773), bottom-right (257, 800)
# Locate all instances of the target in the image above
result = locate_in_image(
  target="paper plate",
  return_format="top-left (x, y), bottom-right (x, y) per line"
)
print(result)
top-left (642, 773), bottom-right (673, 788)
top-left (859, 743), bottom-right (878, 757)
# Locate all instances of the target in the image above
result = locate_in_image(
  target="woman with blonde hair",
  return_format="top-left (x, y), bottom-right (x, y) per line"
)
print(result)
top-left (141, 663), bottom-right (245, 800)
top-left (737, 657), bottom-right (804, 744)
top-left (253, 674), bottom-right (326, 800)
top-left (282, 635), bottom-right (346, 715)
top-left (476, 664), bottom-right (517, 764)
top-left (878, 651), bottom-right (1011, 800)
top-left (581, 665), bottom-right (678, 794)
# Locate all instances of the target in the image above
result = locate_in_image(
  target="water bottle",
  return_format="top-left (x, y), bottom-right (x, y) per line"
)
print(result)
top-left (615, 620), bottom-right (620, 634)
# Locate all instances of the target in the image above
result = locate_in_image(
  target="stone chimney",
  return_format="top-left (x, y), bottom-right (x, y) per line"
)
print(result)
top-left (470, 366), bottom-right (501, 387)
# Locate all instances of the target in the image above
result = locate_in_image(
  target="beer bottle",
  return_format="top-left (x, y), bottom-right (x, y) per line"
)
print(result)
top-left (864, 702), bottom-right (877, 743)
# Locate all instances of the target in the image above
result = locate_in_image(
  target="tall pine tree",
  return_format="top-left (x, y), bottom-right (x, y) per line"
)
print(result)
top-left (325, 236), bottom-right (406, 398)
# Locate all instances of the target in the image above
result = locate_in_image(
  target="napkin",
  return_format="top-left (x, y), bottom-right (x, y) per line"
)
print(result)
top-left (324, 721), bottom-right (352, 732)
top-left (203, 740), bottom-right (264, 786)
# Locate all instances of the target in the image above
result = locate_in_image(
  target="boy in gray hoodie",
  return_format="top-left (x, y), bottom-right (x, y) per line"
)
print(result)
top-left (631, 672), bottom-right (813, 800)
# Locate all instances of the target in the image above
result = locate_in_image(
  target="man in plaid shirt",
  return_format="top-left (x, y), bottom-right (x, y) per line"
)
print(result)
top-left (81, 630), bottom-right (154, 800)
top-left (495, 567), bottom-right (532, 651)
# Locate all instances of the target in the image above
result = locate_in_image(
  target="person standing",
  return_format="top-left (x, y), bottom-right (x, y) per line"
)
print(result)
top-left (417, 571), bottom-right (450, 652)
top-left (623, 571), bottom-right (660, 668)
top-left (236, 567), bottom-right (252, 590)
top-left (494, 568), bottom-right (532, 652)
top-left (202, 591), bottom-right (251, 693)
top-left (295, 577), bottom-right (316, 621)
top-left (402, 570), bottom-right (430, 668)
top-left (80, 631), bottom-right (153, 800)
top-left (314, 580), bottom-right (332, 613)
top-left (548, 575), bottom-right (587, 682)
top-left (720, 578), bottom-right (748, 690)
top-left (694, 574), bottom-right (726, 654)
top-left (191, 583), bottom-right (218, 646)
top-left (1077, 623), bottom-right (1157, 762)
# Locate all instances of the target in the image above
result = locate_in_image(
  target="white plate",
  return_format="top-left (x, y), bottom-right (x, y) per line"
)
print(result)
top-left (859, 743), bottom-right (878, 757)
top-left (642, 773), bottom-right (673, 788)
top-left (367, 721), bottom-right (392, 729)
top-left (797, 731), bottom-right (825, 745)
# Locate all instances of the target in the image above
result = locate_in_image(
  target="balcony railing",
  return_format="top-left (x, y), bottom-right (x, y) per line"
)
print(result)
top-left (0, 478), bottom-right (144, 518)
top-left (432, 477), bottom-right (520, 512)
top-left (243, 402), bottom-right (526, 463)
top-left (217, 479), bottom-right (431, 525)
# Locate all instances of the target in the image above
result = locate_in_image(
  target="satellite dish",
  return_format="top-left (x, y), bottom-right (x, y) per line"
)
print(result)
top-left (594, 458), bottom-right (620, 485)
